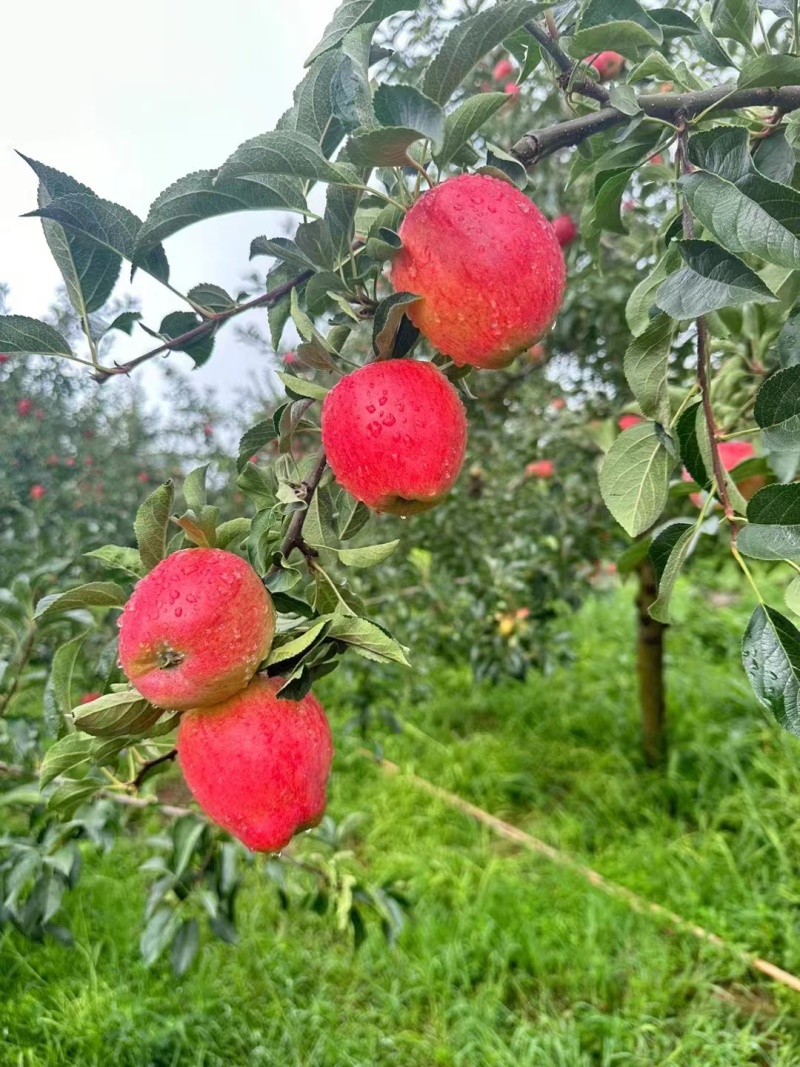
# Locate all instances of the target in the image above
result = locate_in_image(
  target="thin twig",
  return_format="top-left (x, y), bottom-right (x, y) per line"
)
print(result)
top-left (92, 270), bottom-right (313, 384)
top-left (130, 747), bottom-right (178, 790)
top-left (523, 19), bottom-right (610, 106)
top-left (0, 622), bottom-right (37, 718)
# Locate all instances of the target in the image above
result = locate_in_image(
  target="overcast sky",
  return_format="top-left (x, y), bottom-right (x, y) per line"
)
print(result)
top-left (1, 0), bottom-right (339, 405)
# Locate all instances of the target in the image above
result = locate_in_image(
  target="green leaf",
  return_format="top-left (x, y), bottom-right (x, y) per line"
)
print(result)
top-left (599, 422), bottom-right (673, 537)
top-left (157, 311), bottom-right (215, 368)
top-left (20, 155), bottom-right (122, 319)
top-left (585, 169), bottom-right (632, 240)
top-left (626, 52), bottom-right (680, 84)
top-left (276, 372), bottom-right (330, 402)
top-left (306, 0), bottom-right (420, 65)
top-left (569, 0), bottom-right (663, 58)
top-left (337, 540), bottom-right (400, 567)
top-left (649, 8), bottom-right (700, 37)
top-left (680, 170), bottom-right (800, 271)
top-left (215, 517), bottom-right (252, 550)
top-left (623, 313), bottom-right (674, 426)
top-left (738, 483), bottom-right (800, 560)
top-left (47, 779), bottom-right (102, 818)
top-left (347, 125), bottom-right (432, 166)
top-left (303, 487), bottom-right (337, 549)
top-left (266, 619), bottom-right (333, 666)
top-left (280, 49), bottom-right (348, 154)
top-left (250, 236), bottom-right (315, 270)
top-left (422, 1), bottom-right (547, 105)
top-left (40, 733), bottom-right (95, 788)
top-left (712, 0), bottom-right (755, 49)
top-left (339, 498), bottom-right (371, 540)
top-left (754, 132), bottom-right (795, 185)
top-left (373, 84), bottom-right (445, 150)
top-left (141, 907), bottom-right (183, 967)
top-left (107, 311), bottom-right (142, 336)
top-left (331, 24), bottom-right (377, 134)
top-left (325, 183), bottom-right (363, 263)
top-left (73, 691), bottom-right (164, 738)
top-left (171, 918), bottom-right (200, 976)
top-left (742, 604), bottom-right (800, 734)
top-left (434, 92), bottom-right (507, 168)
top-left (35, 582), bottom-right (126, 620)
top-left (777, 308), bottom-right (800, 368)
top-left (786, 575), bottom-right (800, 616)
top-left (267, 261), bottom-right (305, 350)
top-left (688, 127), bottom-right (751, 182)
top-left (648, 521), bottom-right (696, 623)
top-left (695, 5), bottom-right (735, 66)
top-left (183, 466), bottom-right (209, 512)
top-left (0, 316), bottom-right (74, 358)
top-left (625, 245), bottom-right (681, 336)
top-left (237, 421), bottom-right (278, 472)
top-left (373, 292), bottom-right (420, 358)
top-left (656, 240), bottom-right (777, 319)
top-left (43, 631), bottom-right (91, 737)
top-left (675, 402), bottom-right (710, 489)
top-left (28, 193), bottom-right (169, 284)
top-left (295, 220), bottom-right (336, 271)
top-left (134, 170), bottom-right (307, 259)
top-left (608, 85), bottom-right (641, 117)
top-left (481, 145), bottom-right (529, 191)
top-left (738, 53), bottom-right (800, 89)
top-left (84, 545), bottom-right (146, 578)
top-left (216, 130), bottom-right (356, 186)
top-left (755, 366), bottom-right (800, 451)
top-left (135, 482), bottom-right (175, 571)
top-left (324, 614), bottom-right (410, 666)
top-left (187, 283), bottom-right (236, 314)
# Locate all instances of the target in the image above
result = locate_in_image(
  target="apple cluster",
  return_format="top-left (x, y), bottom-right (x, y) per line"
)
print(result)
top-left (118, 547), bottom-right (333, 852)
top-left (321, 173), bottom-right (567, 514)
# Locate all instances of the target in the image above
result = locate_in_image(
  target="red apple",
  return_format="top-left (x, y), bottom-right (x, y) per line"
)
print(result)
top-left (177, 675), bottom-right (333, 853)
top-left (80, 692), bottom-right (102, 705)
top-left (550, 397), bottom-right (566, 411)
top-left (321, 360), bottom-right (467, 515)
top-left (587, 51), bottom-right (625, 81)
top-left (503, 82), bottom-right (520, 99)
top-left (118, 548), bottom-right (275, 711)
top-left (0, 354), bottom-right (9, 364)
top-left (17, 399), bottom-right (32, 417)
top-left (618, 414), bottom-right (643, 431)
top-left (552, 214), bottom-right (577, 248)
top-left (391, 174), bottom-right (566, 369)
top-left (525, 460), bottom-right (554, 478)
top-left (493, 58), bottom-right (513, 80)
top-left (29, 484), bottom-right (46, 500)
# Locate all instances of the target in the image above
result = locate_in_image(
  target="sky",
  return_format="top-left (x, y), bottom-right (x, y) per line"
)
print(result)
top-left (0, 0), bottom-right (340, 406)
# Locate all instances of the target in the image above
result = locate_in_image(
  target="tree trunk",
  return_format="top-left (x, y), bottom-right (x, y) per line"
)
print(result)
top-left (636, 560), bottom-right (667, 767)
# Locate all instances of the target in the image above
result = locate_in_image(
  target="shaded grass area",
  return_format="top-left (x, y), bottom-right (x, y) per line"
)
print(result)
top-left (4, 574), bottom-right (800, 1065)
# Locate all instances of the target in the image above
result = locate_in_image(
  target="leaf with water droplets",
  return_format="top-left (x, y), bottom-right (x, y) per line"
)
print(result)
top-left (742, 603), bottom-right (800, 735)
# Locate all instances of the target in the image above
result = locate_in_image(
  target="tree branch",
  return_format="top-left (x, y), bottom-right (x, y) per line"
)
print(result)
top-left (92, 270), bottom-right (313, 384)
top-left (0, 622), bottom-right (37, 718)
top-left (523, 19), bottom-right (611, 106)
top-left (130, 747), bottom-right (178, 790)
top-left (676, 124), bottom-right (735, 526)
top-left (511, 85), bottom-right (800, 168)
top-left (268, 446), bottom-right (329, 574)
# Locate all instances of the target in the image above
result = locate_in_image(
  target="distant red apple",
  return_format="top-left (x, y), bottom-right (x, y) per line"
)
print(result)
top-left (29, 484), bottom-right (46, 500)
top-left (136, 472), bottom-right (149, 483)
top-left (47, 454), bottom-right (59, 466)
top-left (618, 415), bottom-right (643, 431)
top-left (550, 398), bottom-right (566, 411)
top-left (493, 58), bottom-right (513, 80)
top-left (526, 343), bottom-right (546, 364)
top-left (552, 215), bottom-right (577, 247)
top-left (587, 51), bottom-right (625, 81)
top-left (65, 457), bottom-right (76, 468)
top-left (659, 82), bottom-right (673, 93)
top-left (17, 399), bottom-right (32, 417)
top-left (503, 82), bottom-right (520, 99)
top-left (0, 354), bottom-right (9, 364)
top-left (203, 424), bottom-right (214, 437)
top-left (651, 154), bottom-right (664, 165)
top-left (284, 352), bottom-right (299, 365)
top-left (80, 692), bottom-right (101, 705)
top-left (526, 460), bottom-right (554, 479)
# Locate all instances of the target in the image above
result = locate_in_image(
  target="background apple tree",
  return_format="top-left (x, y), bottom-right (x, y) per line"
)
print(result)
top-left (5, 0), bottom-right (800, 972)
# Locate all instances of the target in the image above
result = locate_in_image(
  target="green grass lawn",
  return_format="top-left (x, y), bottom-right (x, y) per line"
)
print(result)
top-left (4, 574), bottom-right (800, 1066)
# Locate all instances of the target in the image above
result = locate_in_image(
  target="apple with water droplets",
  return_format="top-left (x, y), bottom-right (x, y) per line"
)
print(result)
top-left (321, 359), bottom-right (467, 515)
top-left (390, 173), bottom-right (566, 369)
top-left (118, 548), bottom-right (275, 711)
top-left (177, 675), bottom-right (333, 852)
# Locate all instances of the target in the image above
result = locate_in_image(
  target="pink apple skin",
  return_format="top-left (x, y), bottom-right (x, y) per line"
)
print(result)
top-left (321, 360), bottom-right (467, 516)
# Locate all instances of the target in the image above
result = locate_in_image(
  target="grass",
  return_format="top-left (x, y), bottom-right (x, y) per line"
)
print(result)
top-left (4, 572), bottom-right (800, 1065)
